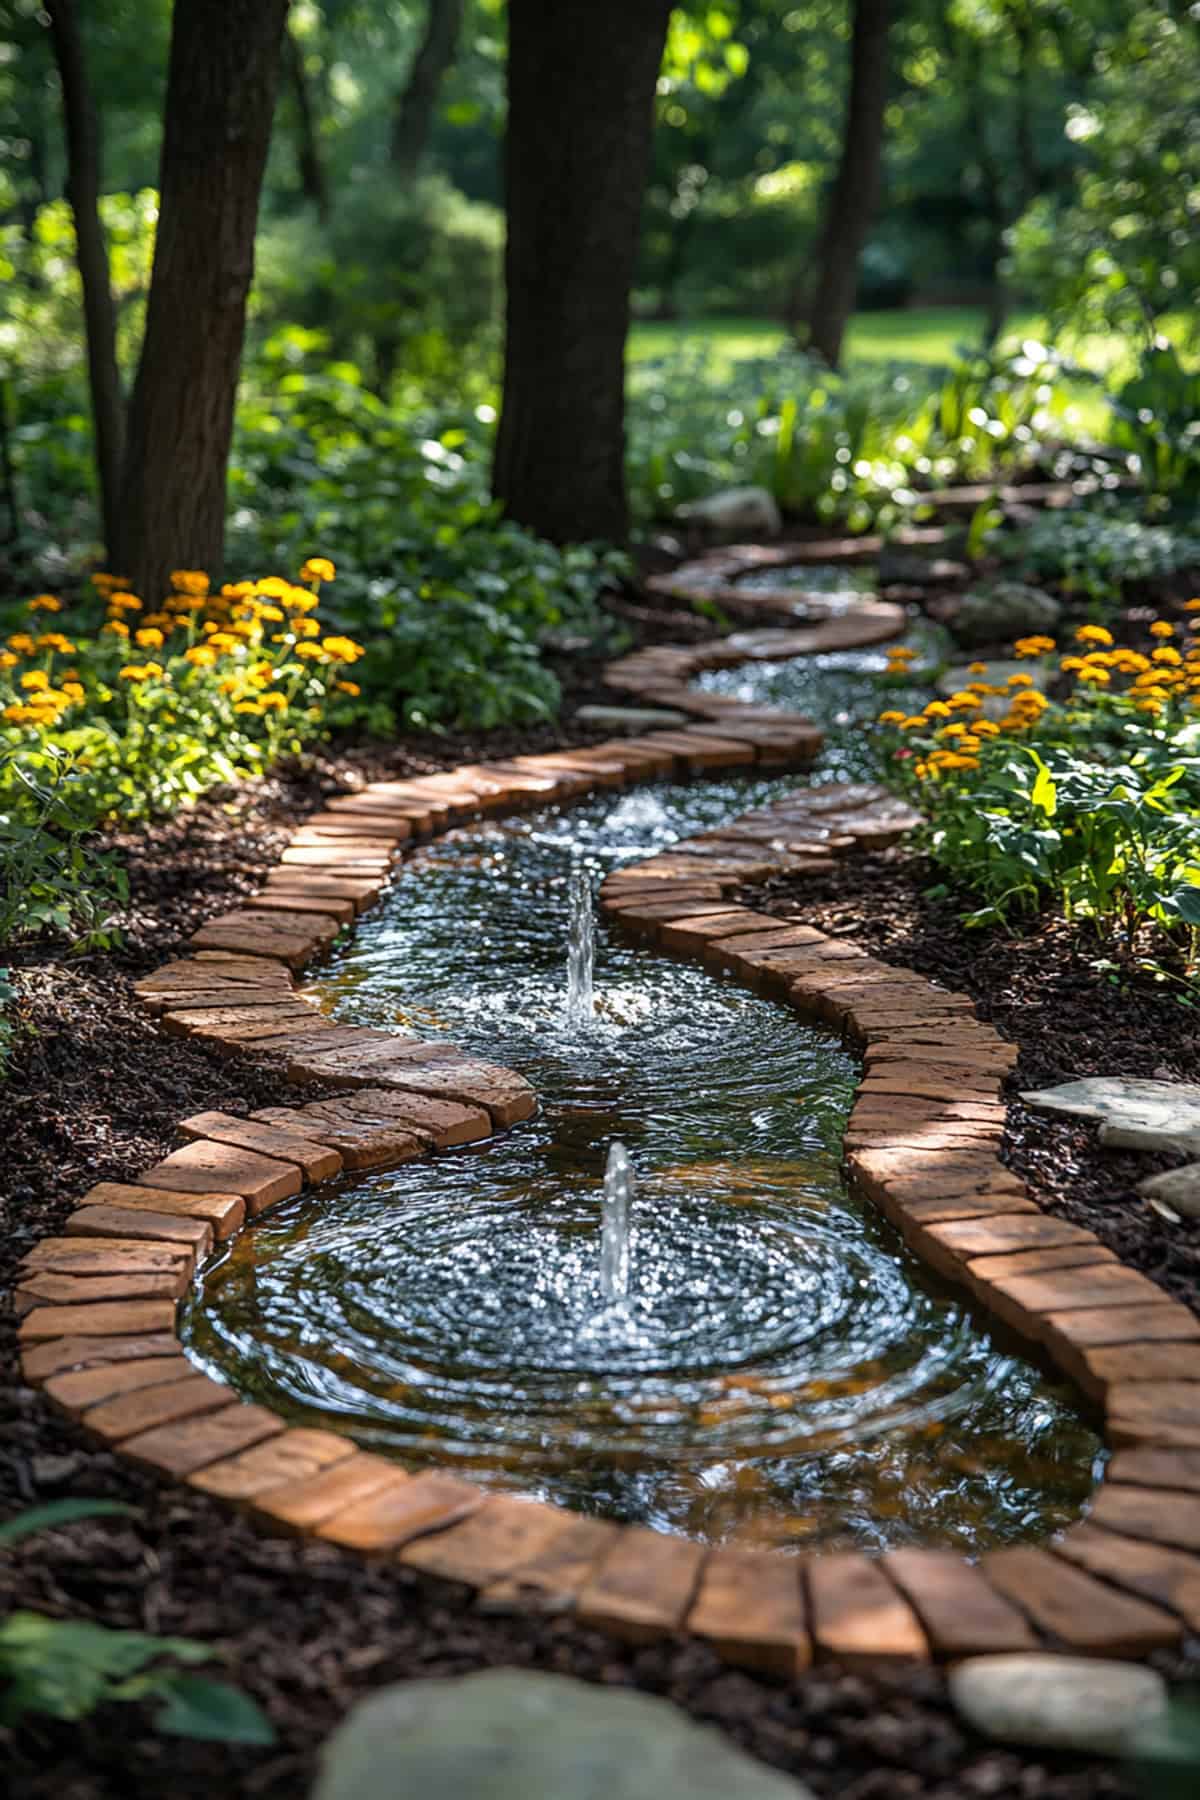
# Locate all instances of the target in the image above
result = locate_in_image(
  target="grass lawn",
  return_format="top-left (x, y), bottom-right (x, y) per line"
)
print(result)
top-left (627, 305), bottom-right (1133, 439)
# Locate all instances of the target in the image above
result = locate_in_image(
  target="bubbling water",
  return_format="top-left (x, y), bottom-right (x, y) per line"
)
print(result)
top-left (600, 1142), bottom-right (634, 1303)
top-left (564, 865), bottom-right (595, 1027)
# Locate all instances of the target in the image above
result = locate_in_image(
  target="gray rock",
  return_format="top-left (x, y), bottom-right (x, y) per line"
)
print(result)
top-left (950, 579), bottom-right (1061, 649)
top-left (575, 705), bottom-right (690, 731)
top-left (1022, 1076), bottom-right (1200, 1138)
top-left (1139, 1164), bottom-right (1200, 1216)
top-left (1101, 1123), bottom-right (1200, 1156)
top-left (312, 1670), bottom-right (813, 1800)
top-left (677, 486), bottom-right (783, 536)
top-left (950, 1654), bottom-right (1168, 1756)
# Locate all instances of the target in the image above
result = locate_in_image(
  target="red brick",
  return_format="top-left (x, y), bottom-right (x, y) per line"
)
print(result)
top-left (44, 1353), bottom-right (194, 1413)
top-left (1107, 1447), bottom-right (1200, 1495)
top-left (251, 1105), bottom-right (424, 1170)
top-left (480, 1514), bottom-right (620, 1614)
top-left (687, 1547), bottom-right (811, 1677)
top-left (21, 1237), bottom-right (193, 1277)
top-left (188, 1428), bottom-right (358, 1500)
top-left (21, 1331), bottom-right (182, 1383)
top-left (18, 1299), bottom-right (178, 1342)
top-left (253, 1451), bottom-right (405, 1531)
top-left (909, 1214), bottom-right (1102, 1280)
top-left (177, 1112), bottom-right (343, 1183)
top-left (882, 1549), bottom-right (1039, 1657)
top-left (1106, 1383), bottom-right (1200, 1449)
top-left (76, 1183), bottom-right (244, 1238)
top-left (1089, 1483), bottom-right (1200, 1555)
top-left (138, 1141), bottom-right (301, 1213)
top-left (15, 1269), bottom-right (188, 1310)
top-left (65, 1204), bottom-right (214, 1254)
top-left (1043, 1304), bottom-right (1200, 1390)
top-left (806, 1553), bottom-right (928, 1664)
top-left (83, 1371), bottom-right (235, 1441)
top-left (576, 1527), bottom-right (706, 1644)
top-left (981, 1544), bottom-right (1181, 1654)
top-left (1074, 1343), bottom-right (1200, 1405)
top-left (1051, 1524), bottom-right (1200, 1632)
top-left (318, 1470), bottom-right (483, 1552)
top-left (399, 1496), bottom-right (581, 1588)
top-left (122, 1403), bottom-right (285, 1477)
top-left (980, 1263), bottom-right (1171, 1343)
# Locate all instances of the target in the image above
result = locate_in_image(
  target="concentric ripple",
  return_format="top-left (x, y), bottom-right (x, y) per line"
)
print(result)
top-left (186, 759), bottom-right (1100, 1551)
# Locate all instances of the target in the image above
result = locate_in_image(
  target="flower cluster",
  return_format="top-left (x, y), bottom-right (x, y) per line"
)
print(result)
top-left (1, 560), bottom-right (365, 825)
top-left (877, 610), bottom-right (1200, 782)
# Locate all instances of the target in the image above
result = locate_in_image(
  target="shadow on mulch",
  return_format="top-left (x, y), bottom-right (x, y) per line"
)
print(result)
top-left (0, 734), bottom-right (1194, 1799)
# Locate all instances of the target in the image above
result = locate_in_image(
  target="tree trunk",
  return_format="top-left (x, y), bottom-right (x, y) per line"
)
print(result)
top-left (493, 0), bottom-right (672, 546)
top-left (391, 0), bottom-right (465, 174)
top-left (799, 0), bottom-right (892, 369)
top-left (285, 22), bottom-right (329, 220)
top-left (46, 0), bottom-right (124, 561)
top-left (116, 0), bottom-right (290, 601)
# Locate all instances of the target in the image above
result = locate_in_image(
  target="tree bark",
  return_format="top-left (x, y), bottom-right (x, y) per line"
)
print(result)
top-left (285, 22), bottom-right (329, 220)
top-left (799, 0), bottom-right (892, 369)
top-left (46, 0), bottom-right (124, 561)
top-left (116, 0), bottom-right (290, 601)
top-left (493, 0), bottom-right (672, 546)
top-left (391, 0), bottom-right (465, 174)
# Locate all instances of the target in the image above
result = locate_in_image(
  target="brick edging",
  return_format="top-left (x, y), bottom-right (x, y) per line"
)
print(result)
top-left (14, 591), bottom-right (1200, 1672)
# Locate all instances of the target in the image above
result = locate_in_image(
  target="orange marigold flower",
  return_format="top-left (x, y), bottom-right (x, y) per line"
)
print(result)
top-left (300, 557), bottom-right (336, 584)
top-left (170, 570), bottom-right (210, 598)
top-left (1149, 620), bottom-right (1174, 638)
top-left (1074, 624), bottom-right (1113, 646)
top-left (27, 594), bottom-right (62, 613)
top-left (135, 627), bottom-right (165, 649)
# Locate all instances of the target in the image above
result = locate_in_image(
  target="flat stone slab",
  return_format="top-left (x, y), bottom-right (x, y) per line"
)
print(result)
top-left (137, 1142), bottom-right (302, 1213)
top-left (807, 1553), bottom-right (928, 1664)
top-left (311, 1671), bottom-right (813, 1800)
top-left (1139, 1163), bottom-right (1200, 1216)
top-left (949, 1654), bottom-right (1167, 1756)
top-left (1022, 1078), bottom-right (1200, 1142)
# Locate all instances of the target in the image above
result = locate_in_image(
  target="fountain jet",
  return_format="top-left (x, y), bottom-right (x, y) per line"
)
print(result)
top-left (600, 1141), bottom-right (634, 1303)
top-left (564, 865), bottom-right (595, 1026)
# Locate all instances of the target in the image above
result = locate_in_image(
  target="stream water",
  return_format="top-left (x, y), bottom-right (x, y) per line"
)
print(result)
top-left (183, 578), bottom-right (1102, 1553)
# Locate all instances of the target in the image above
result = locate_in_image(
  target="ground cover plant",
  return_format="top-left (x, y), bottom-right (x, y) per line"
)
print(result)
top-left (876, 618), bottom-right (1200, 979)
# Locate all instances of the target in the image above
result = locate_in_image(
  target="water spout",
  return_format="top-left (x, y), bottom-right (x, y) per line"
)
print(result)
top-left (600, 1141), bottom-right (634, 1303)
top-left (564, 865), bottom-right (595, 1026)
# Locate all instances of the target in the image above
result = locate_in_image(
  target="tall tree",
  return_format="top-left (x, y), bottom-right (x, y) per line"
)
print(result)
top-left (799, 0), bottom-right (892, 369)
top-left (493, 0), bottom-right (673, 546)
top-left (391, 0), bottom-right (465, 174)
top-left (45, 0), bottom-right (124, 557)
top-left (116, 0), bottom-right (290, 599)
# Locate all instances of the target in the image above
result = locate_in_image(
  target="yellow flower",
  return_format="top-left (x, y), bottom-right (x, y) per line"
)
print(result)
top-left (61, 682), bottom-right (84, 702)
top-left (90, 571), bottom-right (124, 592)
top-left (255, 604), bottom-right (284, 623)
top-left (118, 661), bottom-right (164, 682)
top-left (294, 641), bottom-right (327, 661)
top-left (973, 719), bottom-right (1001, 737)
top-left (20, 670), bottom-right (50, 692)
top-left (170, 570), bottom-right (210, 598)
top-left (206, 633), bottom-right (240, 654)
top-left (1006, 672), bottom-right (1034, 688)
top-left (258, 691), bottom-right (288, 711)
top-left (289, 616), bottom-right (321, 638)
top-left (135, 627), bottom-right (165, 649)
top-left (0, 652), bottom-right (18, 670)
top-left (335, 680), bottom-right (360, 697)
top-left (1183, 598), bottom-right (1200, 612)
top-left (923, 700), bottom-right (951, 719)
top-left (286, 589), bottom-right (320, 614)
top-left (1074, 624), bottom-right (1113, 647)
top-left (877, 710), bottom-right (908, 726)
top-left (7, 634), bottom-right (35, 655)
top-left (103, 619), bottom-right (130, 638)
top-left (1013, 636), bottom-right (1056, 658)
top-left (1149, 620), bottom-right (1174, 638)
top-left (1077, 665), bottom-right (1111, 686)
top-left (253, 577), bottom-right (292, 600)
top-left (234, 700), bottom-right (266, 715)
top-left (1152, 646), bottom-right (1182, 666)
top-left (141, 612), bottom-right (173, 633)
top-left (967, 661), bottom-right (988, 675)
top-left (319, 636), bottom-right (364, 663)
top-left (3, 702), bottom-right (44, 725)
top-left (185, 644), bottom-right (218, 668)
top-left (36, 633), bottom-right (76, 654)
top-left (27, 593), bottom-right (62, 613)
top-left (107, 591), bottom-right (143, 613)
top-left (300, 557), bottom-right (336, 584)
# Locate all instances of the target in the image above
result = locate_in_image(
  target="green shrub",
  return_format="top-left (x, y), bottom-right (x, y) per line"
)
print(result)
top-left (1000, 508), bottom-right (1200, 605)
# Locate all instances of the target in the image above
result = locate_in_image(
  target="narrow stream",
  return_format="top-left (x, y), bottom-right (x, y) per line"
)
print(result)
top-left (184, 574), bottom-right (1101, 1553)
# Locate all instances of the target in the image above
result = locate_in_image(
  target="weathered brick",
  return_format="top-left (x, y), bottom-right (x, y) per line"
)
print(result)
top-left (1051, 1525), bottom-right (1200, 1632)
top-left (576, 1527), bottom-right (706, 1644)
top-left (189, 1428), bottom-right (359, 1500)
top-left (397, 1496), bottom-right (580, 1589)
top-left (806, 1553), bottom-right (928, 1664)
top-left (882, 1549), bottom-right (1039, 1657)
top-left (19, 1299), bottom-right (179, 1342)
top-left (138, 1142), bottom-right (301, 1213)
top-left (83, 1371), bottom-right (235, 1441)
top-left (65, 1204), bottom-right (213, 1255)
top-left (687, 1547), bottom-right (811, 1677)
top-left (75, 1183), bottom-right (244, 1239)
top-left (177, 1111), bottom-right (343, 1183)
top-left (981, 1544), bottom-right (1181, 1654)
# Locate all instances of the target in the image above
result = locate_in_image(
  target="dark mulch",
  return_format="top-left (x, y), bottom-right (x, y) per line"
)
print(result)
top-left (1, 672), bottom-right (1195, 1797)
top-left (751, 851), bottom-right (1200, 1317)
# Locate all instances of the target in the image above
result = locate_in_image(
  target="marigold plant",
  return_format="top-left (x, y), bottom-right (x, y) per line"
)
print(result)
top-left (0, 560), bottom-right (363, 827)
top-left (876, 614), bottom-right (1200, 960)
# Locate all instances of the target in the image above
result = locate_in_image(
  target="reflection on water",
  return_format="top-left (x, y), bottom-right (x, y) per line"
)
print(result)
top-left (185, 775), bottom-right (1100, 1552)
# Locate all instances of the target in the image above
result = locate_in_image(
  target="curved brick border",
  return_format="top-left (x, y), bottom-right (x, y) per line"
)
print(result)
top-left (14, 592), bottom-right (1200, 1675)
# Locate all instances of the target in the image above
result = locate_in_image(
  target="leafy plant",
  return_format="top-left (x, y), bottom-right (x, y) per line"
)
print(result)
top-left (1001, 508), bottom-right (1200, 606)
top-left (0, 1501), bottom-right (273, 1746)
top-left (0, 747), bottom-right (128, 948)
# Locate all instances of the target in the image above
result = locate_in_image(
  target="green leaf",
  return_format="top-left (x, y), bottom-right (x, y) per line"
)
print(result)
top-left (1161, 884), bottom-right (1200, 925)
top-left (0, 1499), bottom-right (135, 1546)
top-left (153, 1675), bottom-right (276, 1746)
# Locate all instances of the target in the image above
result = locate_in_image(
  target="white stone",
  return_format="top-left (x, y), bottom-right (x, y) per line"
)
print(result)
top-left (1139, 1162), bottom-right (1200, 1217)
top-left (677, 486), bottom-right (783, 536)
top-left (949, 1654), bottom-right (1168, 1756)
top-left (313, 1671), bottom-right (813, 1800)
top-left (1022, 1077), bottom-right (1200, 1138)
